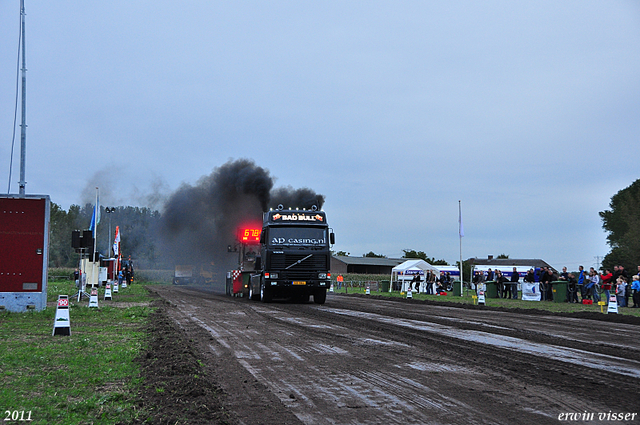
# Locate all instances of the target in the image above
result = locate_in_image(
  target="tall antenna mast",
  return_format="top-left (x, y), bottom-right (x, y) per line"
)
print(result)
top-left (18, 0), bottom-right (27, 196)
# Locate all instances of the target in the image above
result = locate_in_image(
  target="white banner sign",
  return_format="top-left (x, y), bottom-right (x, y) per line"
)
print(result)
top-left (521, 282), bottom-right (541, 301)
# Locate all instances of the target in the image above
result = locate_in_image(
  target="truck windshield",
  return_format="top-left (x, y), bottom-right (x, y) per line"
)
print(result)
top-left (268, 227), bottom-right (327, 247)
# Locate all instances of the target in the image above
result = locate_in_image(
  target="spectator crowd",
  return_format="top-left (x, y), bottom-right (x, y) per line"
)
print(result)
top-left (472, 265), bottom-right (640, 308)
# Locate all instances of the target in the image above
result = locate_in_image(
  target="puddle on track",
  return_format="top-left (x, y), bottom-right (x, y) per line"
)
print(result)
top-left (323, 308), bottom-right (640, 379)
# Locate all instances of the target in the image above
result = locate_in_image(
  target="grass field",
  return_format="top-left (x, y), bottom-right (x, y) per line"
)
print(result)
top-left (0, 280), bottom-right (153, 425)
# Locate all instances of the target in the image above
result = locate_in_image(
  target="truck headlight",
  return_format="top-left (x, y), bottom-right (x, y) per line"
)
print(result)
top-left (266, 272), bottom-right (278, 279)
top-left (318, 273), bottom-right (327, 279)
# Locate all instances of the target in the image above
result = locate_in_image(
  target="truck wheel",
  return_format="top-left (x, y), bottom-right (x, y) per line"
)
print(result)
top-left (249, 285), bottom-right (260, 301)
top-left (314, 288), bottom-right (327, 304)
top-left (261, 284), bottom-right (273, 303)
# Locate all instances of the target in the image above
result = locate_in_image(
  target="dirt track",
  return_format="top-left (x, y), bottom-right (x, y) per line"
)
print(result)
top-left (149, 286), bottom-right (640, 425)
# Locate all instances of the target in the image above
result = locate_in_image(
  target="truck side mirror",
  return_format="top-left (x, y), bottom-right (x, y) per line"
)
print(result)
top-left (255, 256), bottom-right (262, 270)
top-left (330, 233), bottom-right (335, 245)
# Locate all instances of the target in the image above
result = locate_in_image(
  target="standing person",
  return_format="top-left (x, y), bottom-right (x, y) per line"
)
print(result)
top-left (496, 270), bottom-right (507, 298)
top-left (473, 271), bottom-right (483, 292)
top-left (127, 256), bottom-right (135, 285)
top-left (631, 275), bottom-right (640, 308)
top-left (616, 277), bottom-right (626, 307)
top-left (502, 270), bottom-right (511, 299)
top-left (600, 269), bottom-right (613, 304)
top-left (612, 266), bottom-right (622, 293)
top-left (566, 273), bottom-right (578, 303)
top-left (525, 268), bottom-right (535, 284)
top-left (558, 267), bottom-right (569, 281)
top-left (545, 268), bottom-right (557, 301)
top-left (577, 266), bottom-right (586, 301)
top-left (510, 267), bottom-right (520, 299)
top-left (477, 270), bottom-right (486, 292)
top-left (539, 267), bottom-right (548, 301)
top-left (619, 266), bottom-right (631, 307)
top-left (486, 268), bottom-right (494, 282)
top-left (589, 268), bottom-right (601, 303)
top-left (410, 273), bottom-right (419, 292)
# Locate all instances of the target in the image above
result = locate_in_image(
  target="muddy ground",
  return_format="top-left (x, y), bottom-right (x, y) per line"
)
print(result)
top-left (135, 287), bottom-right (640, 425)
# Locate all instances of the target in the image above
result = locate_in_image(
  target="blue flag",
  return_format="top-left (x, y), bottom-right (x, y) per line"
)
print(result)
top-left (89, 192), bottom-right (100, 236)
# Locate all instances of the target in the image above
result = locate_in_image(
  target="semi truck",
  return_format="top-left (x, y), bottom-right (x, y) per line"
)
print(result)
top-left (243, 206), bottom-right (334, 304)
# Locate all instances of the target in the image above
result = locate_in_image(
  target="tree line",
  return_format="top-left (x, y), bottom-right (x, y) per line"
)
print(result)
top-left (47, 178), bottom-right (640, 273)
top-left (49, 203), bottom-right (164, 269)
top-left (600, 179), bottom-right (640, 272)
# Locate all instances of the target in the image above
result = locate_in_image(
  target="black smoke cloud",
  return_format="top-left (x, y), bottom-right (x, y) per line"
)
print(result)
top-left (159, 159), bottom-right (325, 288)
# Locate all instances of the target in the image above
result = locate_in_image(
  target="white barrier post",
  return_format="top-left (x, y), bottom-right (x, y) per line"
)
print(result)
top-left (104, 283), bottom-right (112, 301)
top-left (89, 287), bottom-right (99, 308)
top-left (52, 295), bottom-right (71, 336)
top-left (607, 294), bottom-right (618, 314)
top-left (477, 283), bottom-right (486, 305)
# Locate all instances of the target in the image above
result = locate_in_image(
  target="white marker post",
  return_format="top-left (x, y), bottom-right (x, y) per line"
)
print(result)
top-left (52, 295), bottom-right (71, 336)
top-left (89, 287), bottom-right (99, 308)
top-left (607, 294), bottom-right (618, 314)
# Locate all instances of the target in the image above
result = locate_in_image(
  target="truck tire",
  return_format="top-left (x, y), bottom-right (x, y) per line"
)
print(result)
top-left (261, 284), bottom-right (273, 303)
top-left (249, 285), bottom-right (260, 301)
top-left (314, 288), bottom-right (327, 304)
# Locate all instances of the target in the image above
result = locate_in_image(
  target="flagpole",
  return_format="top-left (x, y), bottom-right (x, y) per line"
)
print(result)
top-left (459, 200), bottom-right (463, 297)
top-left (92, 187), bottom-right (98, 287)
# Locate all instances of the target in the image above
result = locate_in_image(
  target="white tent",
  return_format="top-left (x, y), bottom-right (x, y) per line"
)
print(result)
top-left (391, 259), bottom-right (441, 293)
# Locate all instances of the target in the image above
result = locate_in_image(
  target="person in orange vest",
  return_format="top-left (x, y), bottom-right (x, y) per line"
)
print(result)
top-left (337, 274), bottom-right (344, 290)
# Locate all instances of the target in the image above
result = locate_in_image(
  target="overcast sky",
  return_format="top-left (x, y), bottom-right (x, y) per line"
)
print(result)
top-left (2, 1), bottom-right (639, 271)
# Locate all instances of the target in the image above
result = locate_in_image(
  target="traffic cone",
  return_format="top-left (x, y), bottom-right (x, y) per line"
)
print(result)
top-left (607, 294), bottom-right (618, 314)
top-left (406, 288), bottom-right (413, 299)
top-left (366, 285), bottom-right (370, 295)
top-left (113, 281), bottom-right (119, 293)
top-left (89, 287), bottom-right (99, 308)
top-left (52, 295), bottom-right (71, 336)
top-left (122, 279), bottom-right (127, 289)
top-left (104, 283), bottom-right (112, 301)
top-left (329, 282), bottom-right (334, 293)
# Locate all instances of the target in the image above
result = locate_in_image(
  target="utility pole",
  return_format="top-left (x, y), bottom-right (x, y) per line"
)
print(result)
top-left (594, 256), bottom-right (603, 271)
top-left (18, 0), bottom-right (27, 196)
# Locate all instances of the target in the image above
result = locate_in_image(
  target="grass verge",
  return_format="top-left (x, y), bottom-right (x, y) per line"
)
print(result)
top-left (0, 281), bottom-right (154, 425)
top-left (333, 286), bottom-right (640, 317)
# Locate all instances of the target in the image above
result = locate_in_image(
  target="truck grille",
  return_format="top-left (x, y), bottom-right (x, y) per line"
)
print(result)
top-left (269, 253), bottom-right (328, 280)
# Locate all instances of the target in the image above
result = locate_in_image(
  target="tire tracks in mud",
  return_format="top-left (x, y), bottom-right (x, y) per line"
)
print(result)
top-left (151, 286), bottom-right (640, 425)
